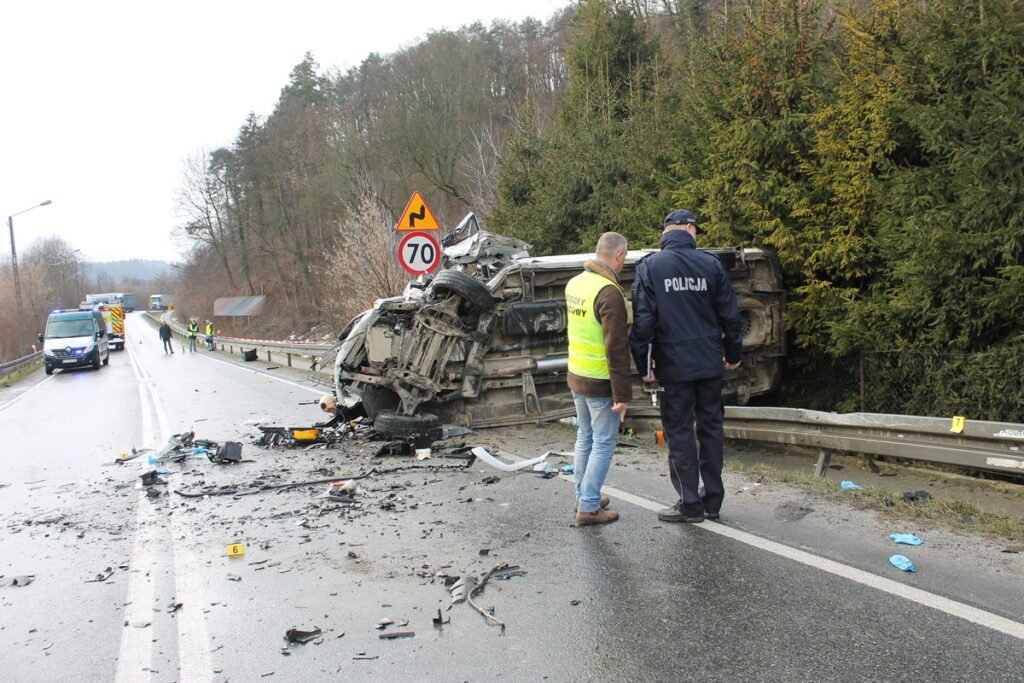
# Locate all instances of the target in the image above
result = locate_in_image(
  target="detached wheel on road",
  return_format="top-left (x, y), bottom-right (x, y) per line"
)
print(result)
top-left (373, 409), bottom-right (441, 439)
top-left (429, 270), bottom-right (494, 314)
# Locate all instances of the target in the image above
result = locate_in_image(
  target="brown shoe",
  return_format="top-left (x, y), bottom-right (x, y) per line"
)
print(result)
top-left (575, 509), bottom-right (620, 526)
top-left (573, 495), bottom-right (610, 513)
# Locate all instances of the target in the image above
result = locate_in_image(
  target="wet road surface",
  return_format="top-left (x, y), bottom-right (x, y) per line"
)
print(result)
top-left (1, 312), bottom-right (1022, 682)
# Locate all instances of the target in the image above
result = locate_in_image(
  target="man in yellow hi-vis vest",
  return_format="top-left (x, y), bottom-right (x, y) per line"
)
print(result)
top-left (566, 232), bottom-right (632, 526)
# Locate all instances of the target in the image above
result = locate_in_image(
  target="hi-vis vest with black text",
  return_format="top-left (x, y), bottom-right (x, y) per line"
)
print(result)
top-left (566, 271), bottom-right (624, 379)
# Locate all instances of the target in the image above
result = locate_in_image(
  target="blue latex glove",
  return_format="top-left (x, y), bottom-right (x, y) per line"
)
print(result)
top-left (560, 464), bottom-right (575, 474)
top-left (840, 480), bottom-right (864, 491)
top-left (889, 554), bottom-right (917, 572)
top-left (890, 533), bottom-right (923, 546)
top-left (532, 462), bottom-right (557, 474)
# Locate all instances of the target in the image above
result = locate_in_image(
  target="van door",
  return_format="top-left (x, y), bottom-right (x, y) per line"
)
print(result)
top-left (95, 313), bottom-right (110, 362)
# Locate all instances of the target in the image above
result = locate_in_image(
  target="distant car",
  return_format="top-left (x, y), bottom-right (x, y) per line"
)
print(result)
top-left (335, 215), bottom-right (785, 434)
top-left (40, 309), bottom-right (111, 375)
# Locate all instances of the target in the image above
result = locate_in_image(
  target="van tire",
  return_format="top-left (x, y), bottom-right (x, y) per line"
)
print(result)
top-left (44, 365), bottom-right (53, 376)
top-left (92, 351), bottom-right (102, 370)
top-left (373, 409), bottom-right (440, 438)
top-left (102, 353), bottom-right (109, 366)
top-left (429, 270), bottom-right (494, 313)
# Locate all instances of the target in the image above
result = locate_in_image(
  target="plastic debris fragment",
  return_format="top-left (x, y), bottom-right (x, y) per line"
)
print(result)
top-left (889, 555), bottom-right (916, 572)
top-left (890, 533), bottom-right (923, 546)
top-left (839, 480), bottom-right (864, 491)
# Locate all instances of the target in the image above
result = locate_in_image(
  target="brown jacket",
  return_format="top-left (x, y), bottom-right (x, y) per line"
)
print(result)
top-left (567, 260), bottom-right (633, 403)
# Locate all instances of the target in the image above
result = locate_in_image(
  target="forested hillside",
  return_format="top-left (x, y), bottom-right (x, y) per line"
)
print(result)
top-left (169, 0), bottom-right (1024, 419)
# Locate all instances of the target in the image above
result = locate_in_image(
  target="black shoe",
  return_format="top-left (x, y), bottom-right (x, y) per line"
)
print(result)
top-left (705, 512), bottom-right (720, 521)
top-left (657, 507), bottom-right (704, 523)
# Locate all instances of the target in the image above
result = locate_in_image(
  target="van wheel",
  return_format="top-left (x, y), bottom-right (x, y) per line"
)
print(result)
top-left (429, 270), bottom-right (494, 314)
top-left (373, 409), bottom-right (441, 439)
top-left (44, 365), bottom-right (53, 376)
top-left (92, 351), bottom-right (102, 369)
top-left (102, 353), bottom-right (109, 366)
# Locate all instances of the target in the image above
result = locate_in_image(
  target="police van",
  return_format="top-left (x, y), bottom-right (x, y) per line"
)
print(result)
top-left (39, 309), bottom-right (111, 375)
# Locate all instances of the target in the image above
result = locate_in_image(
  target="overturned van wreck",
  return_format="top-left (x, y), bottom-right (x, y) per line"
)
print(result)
top-left (335, 215), bottom-right (785, 435)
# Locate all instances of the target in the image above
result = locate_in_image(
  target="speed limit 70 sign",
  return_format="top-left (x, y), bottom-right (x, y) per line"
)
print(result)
top-left (397, 231), bottom-right (441, 275)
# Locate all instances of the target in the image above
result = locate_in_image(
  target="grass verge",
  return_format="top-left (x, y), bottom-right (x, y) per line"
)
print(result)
top-left (727, 461), bottom-right (1024, 543)
top-left (0, 360), bottom-right (43, 388)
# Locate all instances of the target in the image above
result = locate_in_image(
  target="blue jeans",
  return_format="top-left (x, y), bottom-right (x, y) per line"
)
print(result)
top-left (572, 392), bottom-right (619, 513)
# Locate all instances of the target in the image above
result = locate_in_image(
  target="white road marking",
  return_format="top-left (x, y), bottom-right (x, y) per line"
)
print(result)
top-left (566, 472), bottom-right (1024, 641)
top-left (197, 351), bottom-right (325, 395)
top-left (115, 343), bottom-right (156, 683)
top-left (131, 336), bottom-right (214, 682)
top-left (0, 374), bottom-right (54, 412)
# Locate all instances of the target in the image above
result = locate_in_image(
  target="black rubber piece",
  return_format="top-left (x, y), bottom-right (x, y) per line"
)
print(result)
top-left (373, 409), bottom-right (441, 439)
top-left (429, 270), bottom-right (494, 313)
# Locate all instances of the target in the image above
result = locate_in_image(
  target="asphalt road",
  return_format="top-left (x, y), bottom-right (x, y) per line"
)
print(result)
top-left (1, 312), bottom-right (1022, 682)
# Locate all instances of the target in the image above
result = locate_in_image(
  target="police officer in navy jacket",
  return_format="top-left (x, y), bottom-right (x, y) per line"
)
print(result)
top-left (630, 209), bottom-right (743, 522)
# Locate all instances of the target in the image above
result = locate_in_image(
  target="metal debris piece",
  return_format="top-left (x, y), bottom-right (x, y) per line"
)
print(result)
top-left (167, 601), bottom-right (183, 613)
top-left (432, 609), bottom-right (450, 628)
top-left (481, 476), bottom-right (500, 485)
top-left (85, 566), bottom-right (115, 583)
top-left (449, 577), bottom-right (467, 606)
top-left (284, 626), bottom-right (322, 644)
top-left (465, 563), bottom-right (525, 634)
top-left (9, 575), bottom-right (35, 587)
top-left (378, 631), bottom-right (415, 640)
top-left (376, 618), bottom-right (394, 630)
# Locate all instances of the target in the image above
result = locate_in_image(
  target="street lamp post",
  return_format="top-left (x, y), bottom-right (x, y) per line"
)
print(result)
top-left (8, 199), bottom-right (52, 356)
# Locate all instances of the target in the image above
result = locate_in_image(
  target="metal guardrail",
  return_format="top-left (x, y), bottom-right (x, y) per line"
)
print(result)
top-left (141, 312), bottom-right (337, 378)
top-left (0, 351), bottom-right (43, 380)
top-left (724, 406), bottom-right (1024, 476)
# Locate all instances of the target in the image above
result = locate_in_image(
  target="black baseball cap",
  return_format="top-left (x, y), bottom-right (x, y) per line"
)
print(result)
top-left (664, 209), bottom-right (706, 234)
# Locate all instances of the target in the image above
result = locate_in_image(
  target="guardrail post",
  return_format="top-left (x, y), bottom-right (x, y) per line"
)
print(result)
top-left (286, 353), bottom-right (292, 367)
top-left (266, 350), bottom-right (271, 362)
top-left (813, 448), bottom-right (833, 477)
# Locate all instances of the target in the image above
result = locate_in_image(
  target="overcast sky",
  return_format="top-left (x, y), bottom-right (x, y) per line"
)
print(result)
top-left (0, 0), bottom-right (568, 264)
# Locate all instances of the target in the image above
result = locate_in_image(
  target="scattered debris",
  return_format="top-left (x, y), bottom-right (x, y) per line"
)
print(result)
top-left (167, 601), bottom-right (183, 614)
top-left (532, 462), bottom-right (558, 475)
top-left (448, 577), bottom-right (467, 607)
top-left (284, 626), bottom-right (322, 644)
top-left (890, 533), bottom-right (923, 546)
top-left (145, 487), bottom-right (162, 499)
top-left (378, 631), bottom-right (415, 640)
top-left (570, 599), bottom-right (581, 606)
top-left (481, 476), bottom-right (500, 485)
top-left (479, 548), bottom-right (491, 556)
top-left (560, 464), bottom-right (575, 474)
top-left (902, 490), bottom-right (933, 503)
top-left (226, 574), bottom-right (242, 582)
top-left (432, 609), bottom-right (450, 628)
top-left (472, 447), bottom-right (548, 472)
top-left (353, 655), bottom-right (378, 661)
top-left (8, 575), bottom-right (35, 587)
top-left (465, 563), bottom-right (526, 634)
top-left (85, 567), bottom-right (115, 583)
top-left (839, 481), bottom-right (864, 491)
top-left (889, 555), bottom-right (917, 573)
top-left (139, 471), bottom-right (166, 487)
top-left (376, 618), bottom-right (394, 629)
